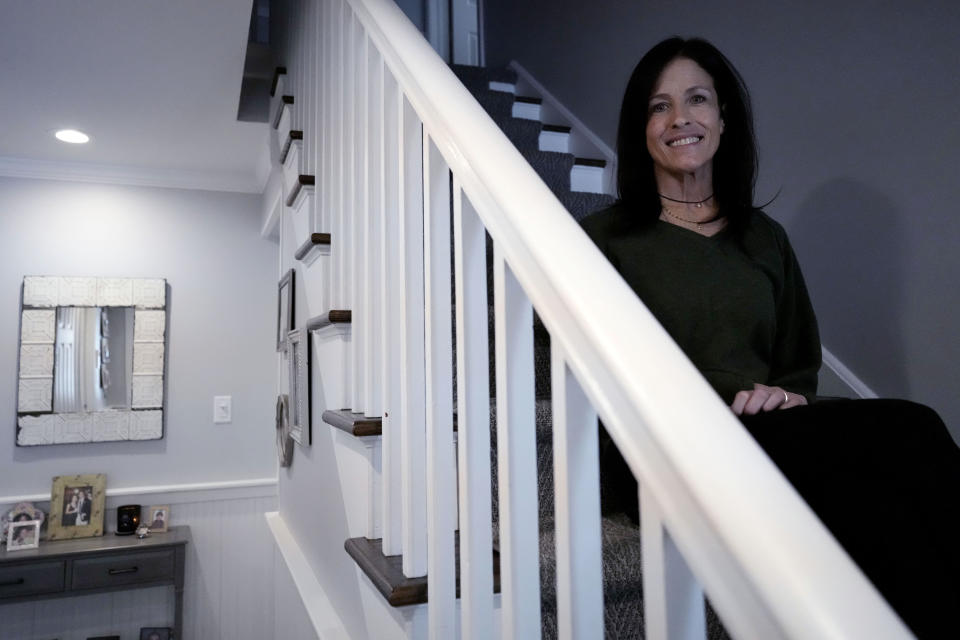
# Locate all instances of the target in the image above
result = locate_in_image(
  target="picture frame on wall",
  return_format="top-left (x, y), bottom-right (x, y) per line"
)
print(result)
top-left (276, 269), bottom-right (295, 352)
top-left (287, 328), bottom-right (310, 445)
top-left (6, 519), bottom-right (40, 550)
top-left (47, 473), bottom-right (106, 540)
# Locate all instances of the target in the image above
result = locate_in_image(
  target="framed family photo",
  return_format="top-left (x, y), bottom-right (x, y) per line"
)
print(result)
top-left (47, 473), bottom-right (106, 540)
top-left (276, 268), bottom-right (295, 352)
top-left (6, 519), bottom-right (40, 550)
top-left (147, 505), bottom-right (170, 532)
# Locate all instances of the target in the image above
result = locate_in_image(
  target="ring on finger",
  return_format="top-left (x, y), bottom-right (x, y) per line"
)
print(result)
top-left (783, 391), bottom-right (789, 404)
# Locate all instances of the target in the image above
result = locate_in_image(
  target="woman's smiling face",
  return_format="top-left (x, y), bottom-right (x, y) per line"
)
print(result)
top-left (645, 57), bottom-right (724, 185)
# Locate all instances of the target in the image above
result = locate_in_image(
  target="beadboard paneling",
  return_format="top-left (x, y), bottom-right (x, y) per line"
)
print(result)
top-left (1, 490), bottom-right (277, 640)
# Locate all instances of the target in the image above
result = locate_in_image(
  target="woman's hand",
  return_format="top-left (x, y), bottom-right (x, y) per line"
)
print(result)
top-left (731, 383), bottom-right (807, 416)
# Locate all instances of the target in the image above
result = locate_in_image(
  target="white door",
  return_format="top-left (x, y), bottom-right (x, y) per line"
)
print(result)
top-left (452, 0), bottom-right (480, 65)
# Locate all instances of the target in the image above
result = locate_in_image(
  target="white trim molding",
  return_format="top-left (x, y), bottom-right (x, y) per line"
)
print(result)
top-left (822, 346), bottom-right (878, 399)
top-left (266, 511), bottom-right (351, 640)
top-left (1, 476), bottom-right (278, 507)
top-left (0, 155), bottom-right (265, 194)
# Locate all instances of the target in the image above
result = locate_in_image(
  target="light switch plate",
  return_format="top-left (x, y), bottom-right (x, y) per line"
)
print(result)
top-left (213, 395), bottom-right (232, 424)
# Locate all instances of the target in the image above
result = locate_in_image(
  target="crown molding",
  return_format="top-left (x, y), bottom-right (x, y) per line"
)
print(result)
top-left (0, 155), bottom-right (267, 194)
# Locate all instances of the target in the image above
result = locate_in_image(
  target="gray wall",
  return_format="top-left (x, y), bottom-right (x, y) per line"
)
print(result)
top-left (0, 177), bottom-right (278, 497)
top-left (485, 0), bottom-right (960, 441)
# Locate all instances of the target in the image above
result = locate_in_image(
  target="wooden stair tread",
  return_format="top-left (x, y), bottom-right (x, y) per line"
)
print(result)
top-left (280, 130), bottom-right (304, 165)
top-left (322, 410), bottom-right (381, 437)
top-left (285, 174), bottom-right (315, 207)
top-left (345, 534), bottom-right (500, 607)
top-left (306, 309), bottom-right (351, 331)
top-left (294, 232), bottom-right (330, 261)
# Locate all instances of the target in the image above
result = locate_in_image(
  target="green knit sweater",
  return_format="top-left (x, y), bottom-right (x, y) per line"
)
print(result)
top-left (581, 204), bottom-right (821, 403)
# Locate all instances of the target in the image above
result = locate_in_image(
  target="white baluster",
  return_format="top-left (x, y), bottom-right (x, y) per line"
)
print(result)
top-left (493, 247), bottom-right (542, 639)
top-left (330, 0), bottom-right (344, 310)
top-left (399, 94), bottom-right (427, 577)
top-left (552, 343), bottom-right (603, 639)
top-left (641, 483), bottom-right (706, 640)
top-left (343, 9), bottom-right (356, 405)
top-left (424, 134), bottom-right (456, 639)
top-left (352, 17), bottom-right (367, 414)
top-left (364, 44), bottom-right (383, 418)
top-left (380, 66), bottom-right (403, 557)
top-left (453, 185), bottom-right (494, 639)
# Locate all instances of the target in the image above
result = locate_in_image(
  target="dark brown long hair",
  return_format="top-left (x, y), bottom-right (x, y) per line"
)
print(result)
top-left (616, 37), bottom-right (759, 228)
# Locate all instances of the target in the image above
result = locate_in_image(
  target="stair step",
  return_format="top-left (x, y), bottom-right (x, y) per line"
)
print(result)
top-left (488, 81), bottom-right (515, 94)
top-left (344, 533), bottom-right (501, 607)
top-left (322, 410), bottom-right (381, 437)
top-left (273, 95), bottom-right (294, 129)
top-left (570, 161), bottom-right (605, 194)
top-left (512, 96), bottom-right (542, 121)
top-left (306, 309), bottom-right (351, 331)
top-left (539, 125), bottom-right (570, 153)
top-left (279, 130), bottom-right (303, 165)
top-left (294, 232), bottom-right (330, 263)
top-left (285, 174), bottom-right (315, 207)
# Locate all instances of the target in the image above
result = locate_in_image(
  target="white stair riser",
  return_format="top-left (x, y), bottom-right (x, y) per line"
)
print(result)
top-left (274, 105), bottom-right (292, 158)
top-left (488, 81), bottom-right (515, 94)
top-left (313, 324), bottom-right (353, 414)
top-left (283, 140), bottom-right (303, 198)
top-left (570, 164), bottom-right (605, 194)
top-left (511, 102), bottom-right (541, 121)
top-left (539, 130), bottom-right (570, 154)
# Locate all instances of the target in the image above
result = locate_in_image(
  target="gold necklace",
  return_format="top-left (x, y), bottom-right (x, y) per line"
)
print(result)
top-left (661, 206), bottom-right (725, 233)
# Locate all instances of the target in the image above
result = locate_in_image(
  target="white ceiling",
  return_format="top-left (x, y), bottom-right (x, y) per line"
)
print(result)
top-left (0, 0), bottom-right (269, 193)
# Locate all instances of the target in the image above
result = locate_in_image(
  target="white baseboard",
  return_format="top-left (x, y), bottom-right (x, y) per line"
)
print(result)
top-left (1, 476), bottom-right (278, 507)
top-left (266, 511), bottom-right (351, 640)
top-left (822, 346), bottom-right (877, 399)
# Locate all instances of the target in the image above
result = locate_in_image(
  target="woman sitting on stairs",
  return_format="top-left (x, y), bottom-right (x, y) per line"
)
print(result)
top-left (580, 36), bottom-right (960, 639)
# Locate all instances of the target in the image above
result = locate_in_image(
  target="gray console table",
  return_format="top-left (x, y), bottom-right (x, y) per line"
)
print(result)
top-left (0, 525), bottom-right (189, 638)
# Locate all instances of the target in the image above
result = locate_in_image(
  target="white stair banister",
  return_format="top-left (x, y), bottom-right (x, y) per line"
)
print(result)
top-left (453, 184), bottom-right (494, 639)
top-left (398, 93), bottom-right (427, 577)
top-left (364, 42), bottom-right (384, 418)
top-left (423, 133), bottom-right (457, 639)
top-left (379, 65), bottom-right (403, 557)
top-left (493, 246), bottom-right (542, 640)
top-left (641, 483), bottom-right (707, 640)
top-left (551, 342), bottom-right (604, 640)
top-left (271, 0), bottom-right (917, 637)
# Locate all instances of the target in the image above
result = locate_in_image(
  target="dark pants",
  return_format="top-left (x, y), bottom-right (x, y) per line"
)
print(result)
top-left (600, 398), bottom-right (960, 639)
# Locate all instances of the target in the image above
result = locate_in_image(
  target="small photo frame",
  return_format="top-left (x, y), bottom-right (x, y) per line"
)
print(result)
top-left (277, 268), bottom-right (295, 352)
top-left (47, 473), bottom-right (106, 540)
top-left (139, 628), bottom-right (172, 640)
top-left (6, 519), bottom-right (40, 550)
top-left (287, 328), bottom-right (310, 446)
top-left (147, 505), bottom-right (170, 532)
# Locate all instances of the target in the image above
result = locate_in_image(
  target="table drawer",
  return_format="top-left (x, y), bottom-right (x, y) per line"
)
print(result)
top-left (0, 560), bottom-right (65, 599)
top-left (71, 549), bottom-right (175, 590)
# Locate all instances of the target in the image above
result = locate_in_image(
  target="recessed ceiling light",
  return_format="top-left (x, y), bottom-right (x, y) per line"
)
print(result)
top-left (54, 129), bottom-right (90, 144)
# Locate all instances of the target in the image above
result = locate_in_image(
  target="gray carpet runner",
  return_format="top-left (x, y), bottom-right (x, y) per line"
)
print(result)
top-left (452, 64), bottom-right (731, 639)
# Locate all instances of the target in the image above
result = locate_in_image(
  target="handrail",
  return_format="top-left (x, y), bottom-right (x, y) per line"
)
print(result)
top-left (280, 0), bottom-right (913, 637)
top-left (345, 1), bottom-right (909, 637)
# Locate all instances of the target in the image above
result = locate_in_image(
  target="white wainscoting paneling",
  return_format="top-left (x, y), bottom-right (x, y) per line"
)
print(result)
top-left (0, 481), bottom-right (277, 640)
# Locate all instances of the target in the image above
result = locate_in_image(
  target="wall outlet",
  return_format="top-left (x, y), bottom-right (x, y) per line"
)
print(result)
top-left (213, 395), bottom-right (232, 424)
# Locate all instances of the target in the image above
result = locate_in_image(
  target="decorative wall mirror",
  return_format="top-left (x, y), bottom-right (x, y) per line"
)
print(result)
top-left (16, 276), bottom-right (168, 446)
